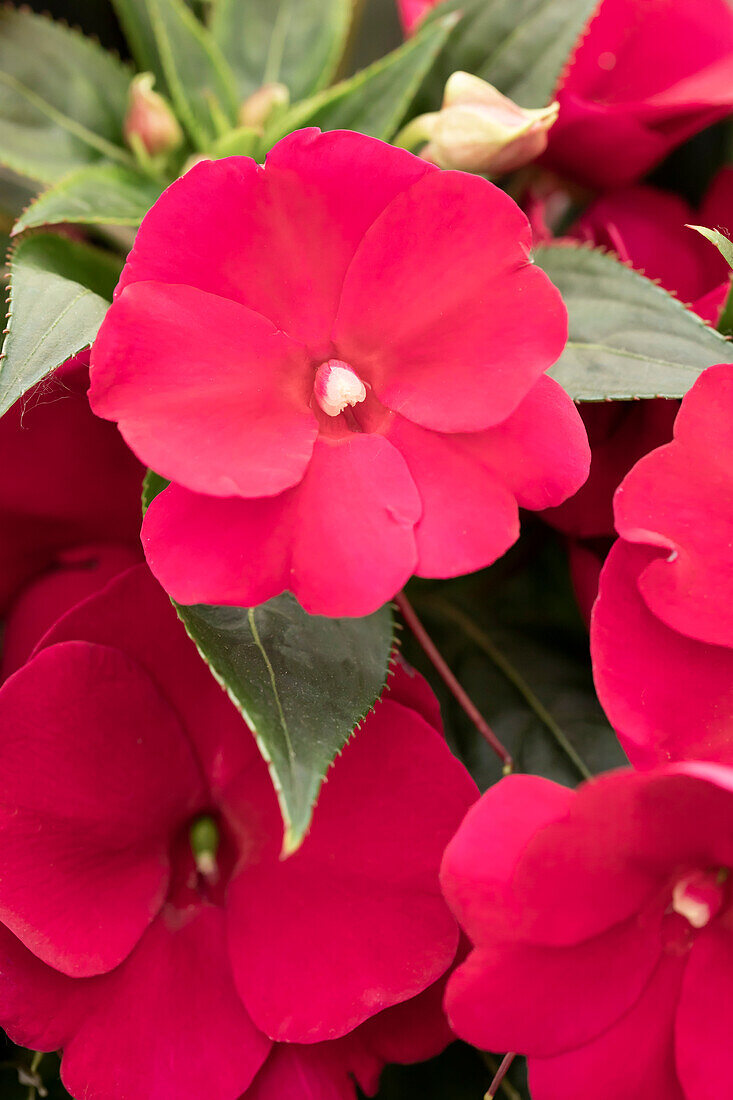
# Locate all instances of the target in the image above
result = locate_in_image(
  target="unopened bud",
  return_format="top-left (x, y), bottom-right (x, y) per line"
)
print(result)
top-left (416, 72), bottom-right (559, 175)
top-left (124, 74), bottom-right (183, 158)
top-left (238, 82), bottom-right (290, 134)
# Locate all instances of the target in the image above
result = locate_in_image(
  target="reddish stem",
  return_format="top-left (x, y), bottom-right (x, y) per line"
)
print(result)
top-left (487, 1052), bottom-right (517, 1099)
top-left (395, 592), bottom-right (513, 771)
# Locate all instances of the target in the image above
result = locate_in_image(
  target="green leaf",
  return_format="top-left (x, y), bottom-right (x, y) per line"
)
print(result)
top-left (534, 243), bottom-right (733, 400)
top-left (114, 0), bottom-right (239, 148)
top-left (424, 0), bottom-right (600, 107)
top-left (142, 470), bottom-right (395, 853)
top-left (0, 9), bottom-right (134, 184)
top-left (0, 234), bottom-right (120, 416)
top-left (210, 0), bottom-right (355, 102)
top-left (718, 278), bottom-right (733, 337)
top-left (266, 11), bottom-right (459, 144)
top-left (12, 165), bottom-right (164, 234)
top-left (404, 532), bottom-right (625, 794)
top-left (687, 223), bottom-right (733, 270)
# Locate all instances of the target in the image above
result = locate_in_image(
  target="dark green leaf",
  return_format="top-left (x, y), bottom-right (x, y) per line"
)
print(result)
top-left (13, 164), bottom-right (163, 233)
top-left (534, 243), bottom-right (733, 400)
top-left (0, 234), bottom-right (120, 416)
top-left (143, 470), bottom-right (395, 852)
top-left (113, 0), bottom-right (239, 148)
top-left (424, 0), bottom-right (600, 107)
top-left (0, 9), bottom-right (134, 184)
top-left (211, 0), bottom-right (355, 101)
top-left (403, 532), bottom-right (626, 793)
top-left (266, 12), bottom-right (458, 144)
top-left (687, 223), bottom-right (733, 270)
top-left (718, 278), bottom-right (733, 337)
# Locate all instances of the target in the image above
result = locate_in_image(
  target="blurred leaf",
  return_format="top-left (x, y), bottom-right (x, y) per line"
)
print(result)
top-left (688, 223), bottom-right (733, 270)
top-left (142, 470), bottom-right (395, 853)
top-left (113, 0), bottom-right (239, 147)
top-left (423, 0), bottom-right (600, 107)
top-left (0, 234), bottom-right (120, 416)
top-left (535, 243), bottom-right (733, 400)
top-left (0, 9), bottom-right (134, 184)
top-left (403, 531), bottom-right (626, 793)
top-left (13, 164), bottom-right (163, 233)
top-left (211, 0), bottom-right (355, 101)
top-left (719, 279), bottom-right (733, 337)
top-left (266, 11), bottom-right (458, 143)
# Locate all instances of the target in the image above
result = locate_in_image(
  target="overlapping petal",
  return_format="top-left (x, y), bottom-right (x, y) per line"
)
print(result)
top-left (91, 283), bottom-right (317, 497)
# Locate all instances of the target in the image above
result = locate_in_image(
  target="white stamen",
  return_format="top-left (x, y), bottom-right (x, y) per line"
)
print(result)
top-left (314, 359), bottom-right (367, 418)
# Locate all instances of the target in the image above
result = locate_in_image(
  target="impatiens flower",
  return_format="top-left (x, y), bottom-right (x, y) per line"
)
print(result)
top-left (89, 128), bottom-right (589, 617)
top-left (407, 72), bottom-right (559, 174)
top-left (0, 352), bottom-right (143, 617)
top-left (441, 764), bottom-right (733, 1100)
top-left (544, 0), bottom-right (733, 189)
top-left (0, 563), bottom-right (477, 1100)
top-left (592, 363), bottom-right (733, 768)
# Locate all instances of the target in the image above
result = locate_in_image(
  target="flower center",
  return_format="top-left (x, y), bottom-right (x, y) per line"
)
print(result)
top-left (313, 359), bottom-right (367, 418)
top-left (672, 868), bottom-right (728, 929)
top-left (189, 813), bottom-right (220, 882)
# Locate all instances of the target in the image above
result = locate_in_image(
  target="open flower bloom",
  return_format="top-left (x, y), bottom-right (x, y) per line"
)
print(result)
top-left (0, 352), bottom-right (143, 617)
top-left (89, 128), bottom-right (588, 617)
top-left (0, 563), bottom-right (477, 1100)
top-left (544, 0), bottom-right (733, 189)
top-left (442, 765), bottom-right (733, 1100)
top-left (592, 364), bottom-right (733, 768)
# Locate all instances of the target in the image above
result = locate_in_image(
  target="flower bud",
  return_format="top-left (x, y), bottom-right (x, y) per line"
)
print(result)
top-left (238, 82), bottom-right (290, 134)
top-left (123, 73), bottom-right (183, 158)
top-left (417, 72), bottom-right (559, 175)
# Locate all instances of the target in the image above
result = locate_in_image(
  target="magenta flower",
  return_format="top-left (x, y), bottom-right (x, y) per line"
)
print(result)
top-left (397, 0), bottom-right (439, 34)
top-left (0, 563), bottom-right (477, 1099)
top-left (592, 363), bottom-right (733, 768)
top-left (545, 0), bottom-right (733, 189)
top-left (89, 128), bottom-right (588, 617)
top-left (442, 764), bottom-right (733, 1100)
top-left (0, 353), bottom-right (142, 618)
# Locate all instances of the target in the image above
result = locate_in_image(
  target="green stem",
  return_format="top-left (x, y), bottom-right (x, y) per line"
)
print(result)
top-left (422, 596), bottom-right (593, 781)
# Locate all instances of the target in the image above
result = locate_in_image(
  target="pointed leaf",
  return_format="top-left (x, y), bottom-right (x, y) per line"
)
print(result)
top-left (142, 470), bottom-right (395, 853)
top-left (266, 11), bottom-right (458, 144)
top-left (0, 9), bottom-right (134, 184)
top-left (424, 0), bottom-right (600, 107)
top-left (13, 165), bottom-right (164, 234)
top-left (210, 0), bottom-right (355, 101)
top-left (0, 234), bottom-right (121, 416)
top-left (687, 224), bottom-right (733, 270)
top-left (534, 243), bottom-right (733, 401)
top-left (114, 0), bottom-right (239, 148)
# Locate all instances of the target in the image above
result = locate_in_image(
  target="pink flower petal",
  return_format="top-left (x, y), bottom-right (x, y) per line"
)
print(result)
top-left (446, 913), bottom-right (662, 1057)
top-left (592, 541), bottom-right (733, 768)
top-left (0, 641), bottom-right (205, 976)
top-left (333, 171), bottom-right (567, 433)
top-left (116, 130), bottom-right (434, 353)
top-left (91, 282), bottom-right (317, 498)
top-left (144, 434), bottom-right (422, 617)
top-left (440, 774), bottom-right (574, 947)
top-left (0, 922), bottom-right (83, 1052)
top-left (527, 955), bottom-right (687, 1100)
top-left (226, 699), bottom-right (477, 1042)
top-left (675, 924), bottom-right (733, 1100)
top-left (613, 364), bottom-right (733, 649)
top-left (36, 564), bottom-right (262, 797)
top-left (0, 355), bottom-right (142, 614)
top-left (247, 1046), bottom-right (359, 1100)
top-left (60, 907), bottom-right (270, 1100)
top-left (385, 413), bottom-right (520, 578)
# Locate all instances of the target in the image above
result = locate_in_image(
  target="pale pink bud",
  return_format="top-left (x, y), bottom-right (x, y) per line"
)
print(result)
top-left (238, 82), bottom-right (290, 134)
top-left (124, 74), bottom-right (183, 158)
top-left (420, 72), bottom-right (559, 175)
